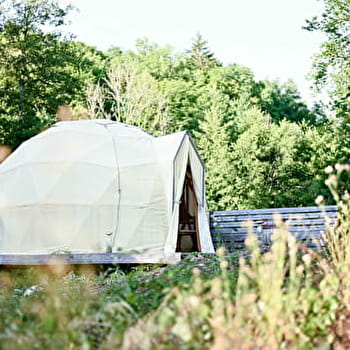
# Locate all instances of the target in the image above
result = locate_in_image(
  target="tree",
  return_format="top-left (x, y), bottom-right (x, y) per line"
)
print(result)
top-left (229, 103), bottom-right (314, 209)
top-left (186, 33), bottom-right (221, 70)
top-left (107, 39), bottom-right (178, 81)
top-left (301, 120), bottom-right (350, 203)
top-left (304, 0), bottom-right (350, 117)
top-left (207, 64), bottom-right (256, 102)
top-left (304, 0), bottom-right (350, 201)
top-left (88, 60), bottom-right (170, 135)
top-left (194, 90), bottom-right (234, 210)
top-left (0, 0), bottom-right (73, 116)
top-left (255, 80), bottom-right (318, 124)
top-left (160, 79), bottom-right (203, 133)
top-left (0, 0), bottom-right (106, 148)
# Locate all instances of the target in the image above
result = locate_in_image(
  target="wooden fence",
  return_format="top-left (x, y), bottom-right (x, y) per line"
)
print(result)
top-left (210, 205), bottom-right (338, 252)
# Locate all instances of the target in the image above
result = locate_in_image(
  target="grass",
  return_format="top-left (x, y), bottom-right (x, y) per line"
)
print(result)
top-left (1, 165), bottom-right (350, 349)
top-left (0, 254), bottom-right (237, 349)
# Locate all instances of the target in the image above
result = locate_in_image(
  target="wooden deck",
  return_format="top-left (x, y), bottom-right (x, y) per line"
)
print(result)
top-left (0, 252), bottom-right (181, 265)
top-left (210, 205), bottom-right (338, 252)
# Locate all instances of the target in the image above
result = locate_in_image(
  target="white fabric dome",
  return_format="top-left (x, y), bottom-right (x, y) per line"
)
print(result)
top-left (0, 120), bottom-right (214, 254)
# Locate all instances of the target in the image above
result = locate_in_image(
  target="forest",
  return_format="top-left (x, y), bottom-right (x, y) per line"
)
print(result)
top-left (1, 0), bottom-right (349, 211)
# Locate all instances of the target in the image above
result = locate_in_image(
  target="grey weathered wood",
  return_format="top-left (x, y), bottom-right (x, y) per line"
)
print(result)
top-left (213, 240), bottom-right (326, 252)
top-left (211, 234), bottom-right (247, 242)
top-left (211, 205), bottom-right (337, 216)
top-left (0, 252), bottom-right (181, 265)
top-left (214, 242), bottom-right (247, 250)
top-left (211, 227), bottom-right (328, 235)
top-left (210, 211), bottom-right (337, 221)
top-left (210, 214), bottom-right (337, 223)
top-left (211, 226), bottom-right (330, 235)
top-left (212, 231), bottom-right (326, 241)
top-left (210, 205), bottom-right (338, 251)
top-left (211, 221), bottom-right (333, 228)
top-left (211, 228), bottom-right (254, 234)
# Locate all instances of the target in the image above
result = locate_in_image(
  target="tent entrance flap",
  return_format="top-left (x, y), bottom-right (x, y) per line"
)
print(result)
top-left (176, 164), bottom-right (201, 252)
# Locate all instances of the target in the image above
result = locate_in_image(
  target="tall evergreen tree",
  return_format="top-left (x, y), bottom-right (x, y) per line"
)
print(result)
top-left (194, 91), bottom-right (234, 210)
top-left (186, 33), bottom-right (220, 70)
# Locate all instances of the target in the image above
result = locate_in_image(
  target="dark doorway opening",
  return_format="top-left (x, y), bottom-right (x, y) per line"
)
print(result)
top-left (176, 164), bottom-right (201, 252)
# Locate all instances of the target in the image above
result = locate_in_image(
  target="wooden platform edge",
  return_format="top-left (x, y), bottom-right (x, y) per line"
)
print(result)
top-left (0, 252), bottom-right (182, 265)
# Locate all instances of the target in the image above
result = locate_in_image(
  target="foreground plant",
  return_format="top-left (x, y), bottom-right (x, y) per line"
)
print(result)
top-left (119, 223), bottom-right (340, 349)
top-left (118, 166), bottom-right (350, 349)
top-left (321, 164), bottom-right (350, 347)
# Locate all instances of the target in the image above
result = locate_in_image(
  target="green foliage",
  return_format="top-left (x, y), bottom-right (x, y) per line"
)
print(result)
top-left (87, 59), bottom-right (170, 135)
top-left (304, 0), bottom-right (350, 117)
top-left (0, 110), bottom-right (55, 149)
top-left (160, 79), bottom-right (202, 132)
top-left (195, 91), bottom-right (234, 210)
top-left (107, 39), bottom-right (178, 81)
top-left (0, 0), bottom-right (106, 148)
top-left (208, 64), bottom-right (256, 102)
top-left (186, 33), bottom-right (221, 70)
top-left (118, 170), bottom-right (350, 348)
top-left (256, 80), bottom-right (317, 124)
top-left (230, 107), bottom-right (309, 208)
top-left (0, 0), bottom-right (73, 116)
top-left (286, 119), bottom-right (350, 207)
top-left (0, 255), bottom-right (227, 349)
top-left (194, 95), bottom-right (333, 210)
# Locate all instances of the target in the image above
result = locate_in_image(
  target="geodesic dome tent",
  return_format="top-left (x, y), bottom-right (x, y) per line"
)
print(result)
top-left (0, 120), bottom-right (214, 256)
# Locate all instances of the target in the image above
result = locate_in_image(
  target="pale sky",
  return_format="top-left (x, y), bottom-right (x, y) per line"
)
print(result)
top-left (64, 0), bottom-right (325, 105)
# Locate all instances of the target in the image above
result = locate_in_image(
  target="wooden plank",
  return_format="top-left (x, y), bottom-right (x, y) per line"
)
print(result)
top-left (210, 212), bottom-right (337, 222)
top-left (212, 232), bottom-right (326, 241)
top-left (211, 227), bottom-right (255, 235)
top-left (213, 242), bottom-right (247, 249)
top-left (210, 205), bottom-right (338, 217)
top-left (293, 232), bottom-right (326, 240)
top-left (1, 207), bottom-right (334, 263)
top-left (213, 240), bottom-right (326, 250)
top-left (211, 213), bottom-right (338, 222)
top-left (212, 231), bottom-right (326, 241)
top-left (212, 234), bottom-right (248, 242)
top-left (210, 215), bottom-right (337, 225)
top-left (0, 252), bottom-right (182, 265)
top-left (178, 229), bottom-right (197, 233)
top-left (282, 219), bottom-right (336, 226)
top-left (210, 206), bottom-right (338, 252)
top-left (211, 227), bottom-right (329, 235)
top-left (211, 220), bottom-right (334, 228)
top-left (211, 221), bottom-right (262, 228)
